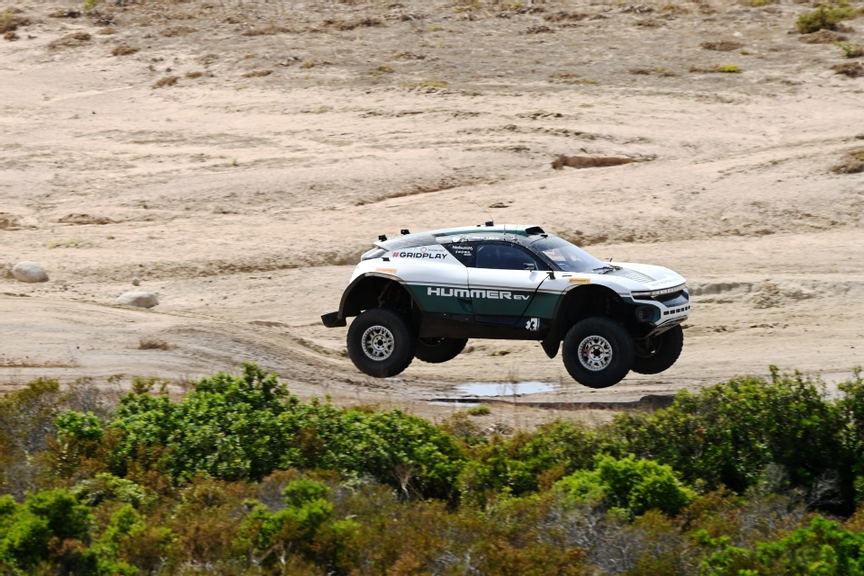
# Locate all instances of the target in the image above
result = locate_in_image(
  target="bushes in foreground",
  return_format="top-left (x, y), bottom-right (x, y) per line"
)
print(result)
top-left (57, 364), bottom-right (465, 501)
top-left (2, 364), bottom-right (864, 574)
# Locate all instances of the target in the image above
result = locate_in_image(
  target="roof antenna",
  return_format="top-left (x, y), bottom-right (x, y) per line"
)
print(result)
top-left (468, 197), bottom-right (494, 227)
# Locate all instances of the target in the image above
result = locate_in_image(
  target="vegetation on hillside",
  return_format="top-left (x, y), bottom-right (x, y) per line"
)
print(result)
top-left (2, 363), bottom-right (864, 574)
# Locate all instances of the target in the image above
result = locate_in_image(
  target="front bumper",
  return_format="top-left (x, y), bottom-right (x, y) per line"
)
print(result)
top-left (321, 311), bottom-right (347, 328)
top-left (633, 288), bottom-right (691, 336)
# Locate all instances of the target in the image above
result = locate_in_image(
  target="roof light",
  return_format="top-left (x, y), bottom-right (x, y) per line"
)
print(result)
top-left (485, 221), bottom-right (494, 227)
top-left (378, 234), bottom-right (387, 241)
top-left (401, 229), bottom-right (410, 235)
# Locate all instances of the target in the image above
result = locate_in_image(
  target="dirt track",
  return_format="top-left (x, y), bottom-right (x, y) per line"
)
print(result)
top-left (2, 0), bottom-right (863, 426)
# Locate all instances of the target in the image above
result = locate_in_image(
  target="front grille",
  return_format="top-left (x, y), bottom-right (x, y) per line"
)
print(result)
top-left (655, 290), bottom-right (685, 303)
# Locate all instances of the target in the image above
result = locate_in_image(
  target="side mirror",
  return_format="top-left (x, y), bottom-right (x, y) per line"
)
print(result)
top-left (523, 262), bottom-right (536, 271)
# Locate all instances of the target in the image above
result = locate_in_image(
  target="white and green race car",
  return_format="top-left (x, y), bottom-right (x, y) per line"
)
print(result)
top-left (322, 223), bottom-right (690, 388)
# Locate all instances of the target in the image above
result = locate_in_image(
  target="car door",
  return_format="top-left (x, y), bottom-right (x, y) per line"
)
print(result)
top-left (467, 242), bottom-right (548, 326)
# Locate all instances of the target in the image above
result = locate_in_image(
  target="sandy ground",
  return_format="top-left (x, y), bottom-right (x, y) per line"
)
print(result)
top-left (2, 0), bottom-right (863, 427)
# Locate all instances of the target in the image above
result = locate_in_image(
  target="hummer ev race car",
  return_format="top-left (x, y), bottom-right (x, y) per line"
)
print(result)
top-left (322, 224), bottom-right (690, 388)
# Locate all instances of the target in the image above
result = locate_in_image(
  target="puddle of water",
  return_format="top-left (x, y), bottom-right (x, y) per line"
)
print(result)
top-left (456, 381), bottom-right (557, 397)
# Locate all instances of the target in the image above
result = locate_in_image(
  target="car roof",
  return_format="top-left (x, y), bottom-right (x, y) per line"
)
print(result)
top-left (375, 224), bottom-right (547, 251)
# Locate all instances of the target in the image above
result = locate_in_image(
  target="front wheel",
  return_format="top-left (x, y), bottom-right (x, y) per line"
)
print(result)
top-left (562, 317), bottom-right (634, 389)
top-left (631, 325), bottom-right (683, 375)
top-left (346, 308), bottom-right (416, 377)
top-left (414, 337), bottom-right (468, 364)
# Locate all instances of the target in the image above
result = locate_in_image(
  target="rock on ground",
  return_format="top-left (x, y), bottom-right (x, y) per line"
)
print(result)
top-left (12, 261), bottom-right (48, 283)
top-left (116, 291), bottom-right (159, 308)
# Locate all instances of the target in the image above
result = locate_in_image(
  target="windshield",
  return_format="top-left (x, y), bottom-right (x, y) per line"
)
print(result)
top-left (532, 236), bottom-right (606, 273)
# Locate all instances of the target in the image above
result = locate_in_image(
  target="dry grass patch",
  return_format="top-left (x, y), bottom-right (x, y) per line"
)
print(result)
top-left (242, 69), bottom-right (272, 77)
top-left (0, 14), bottom-right (29, 33)
top-left (161, 25), bottom-right (194, 37)
top-left (800, 29), bottom-right (848, 43)
top-left (548, 71), bottom-right (591, 84)
top-left (241, 23), bottom-right (289, 36)
top-left (111, 44), bottom-right (138, 56)
top-left (152, 75), bottom-right (179, 88)
top-left (831, 149), bottom-right (864, 173)
top-left (48, 32), bottom-right (91, 49)
top-left (185, 70), bottom-right (203, 78)
top-left (138, 337), bottom-right (176, 350)
top-left (0, 355), bottom-right (79, 368)
top-left (395, 51), bottom-right (426, 60)
top-left (701, 40), bottom-right (744, 51)
top-left (324, 17), bottom-right (383, 31)
top-left (525, 24), bottom-right (554, 33)
top-left (48, 8), bottom-right (80, 18)
top-left (544, 10), bottom-right (589, 22)
top-left (689, 63), bottom-right (740, 73)
top-left (832, 60), bottom-right (863, 76)
top-left (659, 3), bottom-right (692, 15)
top-left (629, 66), bottom-right (676, 76)
top-left (4, 30), bottom-right (17, 40)
top-left (97, 26), bottom-right (116, 34)
top-left (836, 41), bottom-right (863, 57)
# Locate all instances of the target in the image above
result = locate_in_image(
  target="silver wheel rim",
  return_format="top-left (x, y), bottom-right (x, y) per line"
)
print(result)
top-left (578, 335), bottom-right (613, 371)
top-left (361, 325), bottom-right (395, 361)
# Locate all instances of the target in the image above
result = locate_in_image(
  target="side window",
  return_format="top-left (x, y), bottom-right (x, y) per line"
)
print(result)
top-left (442, 241), bottom-right (476, 267)
top-left (476, 244), bottom-right (541, 271)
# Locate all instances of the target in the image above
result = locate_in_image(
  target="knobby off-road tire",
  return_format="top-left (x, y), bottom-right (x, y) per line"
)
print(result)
top-left (631, 324), bottom-right (684, 375)
top-left (562, 317), bottom-right (635, 389)
top-left (347, 308), bottom-right (416, 378)
top-left (414, 337), bottom-right (468, 364)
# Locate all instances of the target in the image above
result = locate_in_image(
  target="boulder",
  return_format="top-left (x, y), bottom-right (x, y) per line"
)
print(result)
top-left (12, 261), bottom-right (49, 283)
top-left (116, 291), bottom-right (159, 308)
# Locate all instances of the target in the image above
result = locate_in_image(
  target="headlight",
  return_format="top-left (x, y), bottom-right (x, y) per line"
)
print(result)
top-left (632, 283), bottom-right (686, 299)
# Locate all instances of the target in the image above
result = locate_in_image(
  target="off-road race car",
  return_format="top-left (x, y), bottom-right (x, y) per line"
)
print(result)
top-left (322, 224), bottom-right (690, 388)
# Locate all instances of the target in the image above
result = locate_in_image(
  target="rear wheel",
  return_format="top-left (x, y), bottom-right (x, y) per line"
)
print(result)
top-left (562, 317), bottom-right (634, 388)
top-left (347, 308), bottom-right (416, 377)
top-left (632, 325), bottom-right (683, 375)
top-left (414, 337), bottom-right (468, 364)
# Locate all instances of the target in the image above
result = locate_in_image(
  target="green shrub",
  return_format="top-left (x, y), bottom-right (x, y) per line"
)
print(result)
top-left (71, 473), bottom-right (147, 507)
top-left (838, 370), bottom-right (864, 502)
top-left (78, 363), bottom-right (464, 500)
top-left (57, 410), bottom-right (104, 442)
top-left (0, 489), bottom-right (98, 572)
top-left (459, 421), bottom-right (602, 505)
top-left (467, 404), bottom-right (491, 416)
top-left (837, 41), bottom-right (864, 57)
top-left (702, 515), bottom-right (864, 575)
top-left (797, 2), bottom-right (860, 34)
top-left (613, 368), bottom-right (849, 510)
top-left (236, 479), bottom-right (342, 570)
top-left (557, 455), bottom-right (696, 516)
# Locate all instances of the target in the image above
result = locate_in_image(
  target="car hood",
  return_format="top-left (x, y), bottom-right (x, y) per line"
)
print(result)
top-left (607, 263), bottom-right (686, 290)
